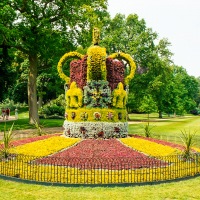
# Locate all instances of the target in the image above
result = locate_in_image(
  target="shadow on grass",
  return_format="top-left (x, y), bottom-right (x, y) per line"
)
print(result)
top-left (0, 118), bottom-right (64, 131)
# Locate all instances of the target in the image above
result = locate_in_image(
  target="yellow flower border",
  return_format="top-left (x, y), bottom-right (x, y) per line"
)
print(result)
top-left (10, 136), bottom-right (81, 157)
top-left (120, 137), bottom-right (181, 158)
top-left (108, 52), bottom-right (136, 85)
top-left (57, 51), bottom-right (84, 83)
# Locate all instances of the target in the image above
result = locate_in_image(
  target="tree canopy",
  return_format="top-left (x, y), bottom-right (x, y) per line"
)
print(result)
top-left (1, 0), bottom-right (108, 123)
top-left (1, 2), bottom-right (199, 121)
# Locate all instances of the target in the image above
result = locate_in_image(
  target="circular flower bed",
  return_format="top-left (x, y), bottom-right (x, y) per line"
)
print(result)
top-left (0, 134), bottom-right (200, 185)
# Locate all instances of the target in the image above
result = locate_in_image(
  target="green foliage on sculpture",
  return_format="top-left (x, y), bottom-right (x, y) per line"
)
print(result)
top-left (83, 80), bottom-right (111, 108)
top-left (112, 82), bottom-right (127, 108)
top-left (66, 82), bottom-right (83, 108)
top-left (92, 27), bottom-right (100, 45)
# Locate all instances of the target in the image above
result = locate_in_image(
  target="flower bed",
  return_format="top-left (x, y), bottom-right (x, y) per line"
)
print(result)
top-left (0, 134), bottom-right (61, 149)
top-left (36, 139), bottom-right (167, 169)
top-left (120, 137), bottom-right (181, 157)
top-left (12, 134), bottom-right (61, 147)
top-left (1, 154), bottom-right (199, 184)
top-left (0, 135), bottom-right (200, 185)
top-left (10, 136), bottom-right (80, 157)
top-left (132, 135), bottom-right (200, 153)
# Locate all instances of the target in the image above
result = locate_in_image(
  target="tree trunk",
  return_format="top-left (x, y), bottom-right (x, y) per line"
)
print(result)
top-left (38, 95), bottom-right (43, 109)
top-left (158, 111), bottom-right (163, 118)
top-left (28, 54), bottom-right (39, 124)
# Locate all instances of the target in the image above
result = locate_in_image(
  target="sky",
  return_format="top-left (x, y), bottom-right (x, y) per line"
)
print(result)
top-left (107, 0), bottom-right (200, 77)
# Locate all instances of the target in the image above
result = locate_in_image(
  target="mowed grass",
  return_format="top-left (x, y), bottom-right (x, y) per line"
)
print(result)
top-left (129, 114), bottom-right (200, 147)
top-left (0, 109), bottom-right (63, 131)
top-left (129, 114), bottom-right (200, 136)
top-left (0, 177), bottom-right (200, 200)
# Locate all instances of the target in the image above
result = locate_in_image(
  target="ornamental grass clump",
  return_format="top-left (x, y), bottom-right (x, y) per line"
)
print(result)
top-left (143, 121), bottom-right (155, 138)
top-left (180, 129), bottom-right (197, 160)
top-left (32, 119), bottom-right (45, 136)
top-left (0, 123), bottom-right (15, 158)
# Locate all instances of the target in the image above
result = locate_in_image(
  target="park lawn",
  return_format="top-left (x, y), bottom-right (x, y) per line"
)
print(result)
top-left (129, 115), bottom-right (200, 137)
top-left (0, 116), bottom-right (64, 132)
top-left (0, 177), bottom-right (200, 200)
top-left (0, 107), bottom-right (63, 131)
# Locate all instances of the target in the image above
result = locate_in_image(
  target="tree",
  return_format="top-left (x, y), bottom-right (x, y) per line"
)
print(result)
top-left (101, 14), bottom-right (158, 111)
top-left (101, 14), bottom-right (175, 118)
top-left (0, 43), bottom-right (16, 101)
top-left (1, 0), bottom-right (108, 123)
top-left (160, 66), bottom-right (199, 116)
top-left (138, 94), bottom-right (157, 119)
top-left (172, 66), bottom-right (198, 114)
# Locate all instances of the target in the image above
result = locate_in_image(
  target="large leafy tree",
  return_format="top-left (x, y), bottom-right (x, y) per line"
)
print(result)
top-left (0, 47), bottom-right (14, 100)
top-left (172, 66), bottom-right (198, 114)
top-left (146, 55), bottom-right (173, 118)
top-left (1, 0), bottom-right (108, 123)
top-left (101, 14), bottom-right (174, 117)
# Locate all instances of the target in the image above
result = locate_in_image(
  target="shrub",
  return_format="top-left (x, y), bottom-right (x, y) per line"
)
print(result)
top-left (190, 108), bottom-right (200, 115)
top-left (180, 129), bottom-right (197, 159)
top-left (39, 94), bottom-right (65, 118)
top-left (32, 119), bottom-right (46, 136)
top-left (0, 98), bottom-right (27, 112)
top-left (143, 121), bottom-right (155, 138)
top-left (0, 123), bottom-right (15, 158)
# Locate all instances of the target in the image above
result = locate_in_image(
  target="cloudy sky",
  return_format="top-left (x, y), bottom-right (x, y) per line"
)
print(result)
top-left (107, 0), bottom-right (200, 77)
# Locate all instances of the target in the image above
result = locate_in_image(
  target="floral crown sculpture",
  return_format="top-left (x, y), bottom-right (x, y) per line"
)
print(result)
top-left (57, 28), bottom-right (136, 138)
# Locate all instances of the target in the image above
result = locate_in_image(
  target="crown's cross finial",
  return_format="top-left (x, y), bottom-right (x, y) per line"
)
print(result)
top-left (92, 27), bottom-right (100, 45)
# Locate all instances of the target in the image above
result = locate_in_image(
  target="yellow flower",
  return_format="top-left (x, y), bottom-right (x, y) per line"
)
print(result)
top-left (57, 52), bottom-right (84, 83)
top-left (120, 137), bottom-right (181, 157)
top-left (87, 45), bottom-right (107, 81)
top-left (10, 136), bottom-right (81, 157)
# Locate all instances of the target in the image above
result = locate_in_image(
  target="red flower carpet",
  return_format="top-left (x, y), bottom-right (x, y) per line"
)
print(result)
top-left (37, 139), bottom-right (167, 169)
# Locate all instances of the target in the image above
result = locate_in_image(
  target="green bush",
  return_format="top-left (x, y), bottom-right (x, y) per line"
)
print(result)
top-left (0, 98), bottom-right (27, 112)
top-left (39, 94), bottom-right (65, 118)
top-left (0, 123), bottom-right (15, 158)
top-left (180, 129), bottom-right (197, 159)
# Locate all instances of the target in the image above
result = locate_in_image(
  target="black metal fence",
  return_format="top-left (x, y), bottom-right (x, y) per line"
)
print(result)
top-left (133, 134), bottom-right (200, 148)
top-left (0, 153), bottom-right (200, 185)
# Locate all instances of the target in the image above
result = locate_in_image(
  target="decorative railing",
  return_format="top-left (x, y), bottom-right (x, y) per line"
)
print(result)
top-left (128, 134), bottom-right (200, 148)
top-left (150, 135), bottom-right (200, 148)
top-left (0, 153), bottom-right (199, 185)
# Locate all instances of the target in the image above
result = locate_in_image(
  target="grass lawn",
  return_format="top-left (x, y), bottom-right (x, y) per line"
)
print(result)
top-left (128, 114), bottom-right (200, 147)
top-left (0, 110), bottom-right (64, 131)
top-left (128, 113), bottom-right (200, 136)
top-left (0, 176), bottom-right (200, 200)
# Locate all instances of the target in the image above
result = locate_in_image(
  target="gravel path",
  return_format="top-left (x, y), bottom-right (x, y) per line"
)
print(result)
top-left (0, 127), bottom-right (63, 140)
